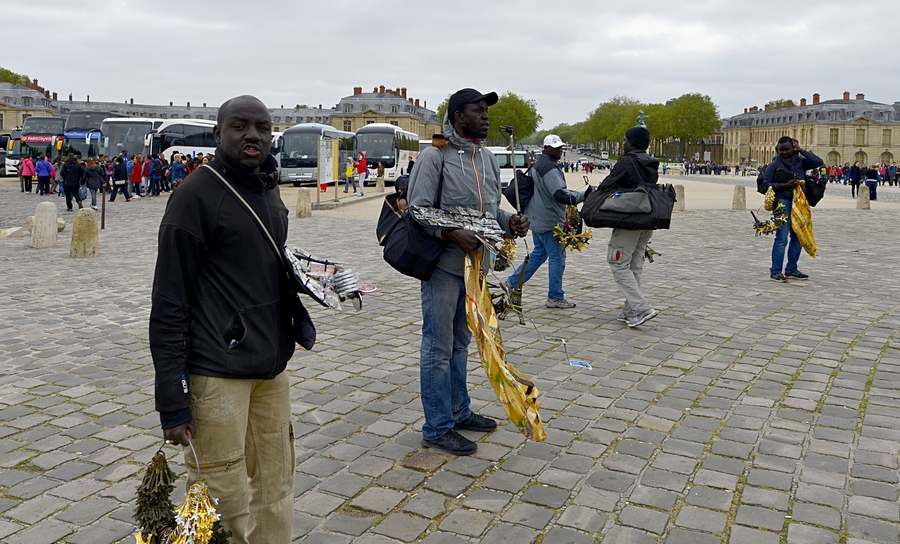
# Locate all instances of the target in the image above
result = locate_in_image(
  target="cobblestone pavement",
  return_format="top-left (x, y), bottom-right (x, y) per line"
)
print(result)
top-left (1, 177), bottom-right (899, 544)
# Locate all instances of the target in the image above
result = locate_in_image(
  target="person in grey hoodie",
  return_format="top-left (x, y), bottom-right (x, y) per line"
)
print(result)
top-left (407, 88), bottom-right (530, 456)
top-left (598, 126), bottom-right (661, 328)
top-left (506, 134), bottom-right (587, 308)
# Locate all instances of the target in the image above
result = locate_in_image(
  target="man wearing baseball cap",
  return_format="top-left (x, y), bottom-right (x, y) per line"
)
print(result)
top-left (506, 134), bottom-right (587, 308)
top-left (407, 87), bottom-right (529, 455)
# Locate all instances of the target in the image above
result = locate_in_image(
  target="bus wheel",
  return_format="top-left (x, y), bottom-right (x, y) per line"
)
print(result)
top-left (293, 182), bottom-right (302, 187)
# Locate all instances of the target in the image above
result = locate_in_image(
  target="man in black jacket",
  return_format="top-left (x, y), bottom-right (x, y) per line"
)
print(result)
top-left (760, 136), bottom-right (823, 282)
top-left (59, 153), bottom-right (85, 211)
top-left (597, 126), bottom-right (660, 327)
top-left (150, 95), bottom-right (307, 544)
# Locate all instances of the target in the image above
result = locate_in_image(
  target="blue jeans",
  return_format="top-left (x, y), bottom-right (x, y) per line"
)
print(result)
top-left (89, 187), bottom-right (98, 207)
top-left (344, 176), bottom-right (357, 192)
top-left (507, 230), bottom-right (566, 300)
top-left (419, 267), bottom-right (472, 440)
top-left (150, 177), bottom-right (161, 195)
top-left (771, 198), bottom-right (801, 275)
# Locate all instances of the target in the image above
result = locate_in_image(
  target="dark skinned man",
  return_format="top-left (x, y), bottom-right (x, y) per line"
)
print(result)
top-left (407, 88), bottom-right (530, 455)
top-left (150, 95), bottom-right (306, 543)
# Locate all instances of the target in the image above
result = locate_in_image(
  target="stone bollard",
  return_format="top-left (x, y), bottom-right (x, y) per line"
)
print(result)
top-left (69, 208), bottom-right (99, 257)
top-left (27, 215), bottom-right (66, 233)
top-left (732, 185), bottom-right (746, 210)
top-left (857, 188), bottom-right (870, 209)
top-left (296, 188), bottom-right (312, 218)
top-left (674, 184), bottom-right (686, 211)
top-left (31, 202), bottom-right (59, 248)
top-left (376, 176), bottom-right (385, 193)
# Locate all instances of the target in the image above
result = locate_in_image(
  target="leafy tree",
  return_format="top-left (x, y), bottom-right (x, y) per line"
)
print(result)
top-left (0, 66), bottom-right (31, 86)
top-left (668, 93), bottom-right (720, 159)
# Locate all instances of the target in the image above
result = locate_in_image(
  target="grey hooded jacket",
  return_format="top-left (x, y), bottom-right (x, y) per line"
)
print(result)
top-left (407, 116), bottom-right (515, 276)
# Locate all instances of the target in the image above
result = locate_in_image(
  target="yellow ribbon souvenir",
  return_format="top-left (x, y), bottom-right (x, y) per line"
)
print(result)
top-left (791, 184), bottom-right (817, 258)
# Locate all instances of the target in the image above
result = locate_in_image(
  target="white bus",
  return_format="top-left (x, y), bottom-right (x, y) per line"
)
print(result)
top-left (146, 119), bottom-right (218, 162)
top-left (278, 123), bottom-right (355, 186)
top-left (355, 123), bottom-right (418, 185)
top-left (99, 117), bottom-right (162, 159)
top-left (487, 147), bottom-right (530, 188)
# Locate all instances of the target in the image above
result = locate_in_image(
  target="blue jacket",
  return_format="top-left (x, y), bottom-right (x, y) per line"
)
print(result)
top-left (761, 150), bottom-right (823, 200)
top-left (35, 158), bottom-right (53, 177)
top-left (170, 162), bottom-right (186, 181)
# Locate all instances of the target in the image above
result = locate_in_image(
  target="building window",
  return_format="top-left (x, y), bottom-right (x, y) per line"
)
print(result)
top-left (0, 113), bottom-right (4, 129)
top-left (391, 105), bottom-right (399, 114)
top-left (829, 129), bottom-right (839, 147)
top-left (855, 129), bottom-right (866, 147)
top-left (285, 117), bottom-right (292, 123)
top-left (161, 113), bottom-right (168, 119)
top-left (343, 104), bottom-right (352, 113)
top-left (390, 121), bottom-right (399, 126)
top-left (366, 120), bottom-right (375, 125)
top-left (343, 120), bottom-right (352, 131)
top-left (273, 116), bottom-right (280, 122)
top-left (209, 115), bottom-right (216, 121)
top-left (883, 129), bottom-right (892, 147)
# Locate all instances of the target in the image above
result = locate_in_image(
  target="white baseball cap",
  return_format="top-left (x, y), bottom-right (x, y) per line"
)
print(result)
top-left (543, 134), bottom-right (565, 148)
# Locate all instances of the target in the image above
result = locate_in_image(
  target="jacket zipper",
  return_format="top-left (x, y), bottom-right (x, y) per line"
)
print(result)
top-left (470, 147), bottom-right (484, 211)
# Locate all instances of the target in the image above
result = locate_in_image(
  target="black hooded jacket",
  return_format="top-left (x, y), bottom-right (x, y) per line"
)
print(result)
top-left (149, 152), bottom-right (296, 427)
top-left (598, 150), bottom-right (660, 192)
top-left (60, 157), bottom-right (85, 187)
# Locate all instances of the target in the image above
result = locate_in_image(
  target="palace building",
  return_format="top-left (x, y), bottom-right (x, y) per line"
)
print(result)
top-left (723, 92), bottom-right (900, 167)
top-left (331, 85), bottom-right (440, 139)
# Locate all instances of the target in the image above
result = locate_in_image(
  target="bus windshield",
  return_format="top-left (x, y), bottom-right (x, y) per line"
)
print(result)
top-left (65, 111), bottom-right (116, 131)
top-left (280, 133), bottom-right (319, 168)
top-left (23, 117), bottom-right (64, 135)
top-left (7, 138), bottom-right (22, 159)
top-left (101, 120), bottom-right (153, 156)
top-left (356, 133), bottom-right (396, 168)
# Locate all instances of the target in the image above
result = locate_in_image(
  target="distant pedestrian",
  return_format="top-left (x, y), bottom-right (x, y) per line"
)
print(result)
top-left (59, 153), bottom-right (86, 211)
top-left (355, 152), bottom-right (367, 196)
top-left (849, 161), bottom-right (861, 198)
top-left (131, 154), bottom-right (143, 196)
top-left (20, 154), bottom-right (35, 193)
top-left (343, 157), bottom-right (356, 193)
top-left (376, 161), bottom-right (385, 188)
top-left (82, 158), bottom-right (106, 210)
top-left (35, 154), bottom-right (53, 195)
top-left (109, 156), bottom-right (132, 202)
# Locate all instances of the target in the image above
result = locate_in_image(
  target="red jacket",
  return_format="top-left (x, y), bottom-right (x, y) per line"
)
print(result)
top-left (132, 161), bottom-right (143, 183)
top-left (355, 157), bottom-right (367, 174)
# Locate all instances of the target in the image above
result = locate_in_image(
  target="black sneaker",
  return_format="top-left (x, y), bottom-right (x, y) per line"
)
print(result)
top-left (422, 430), bottom-right (477, 456)
top-left (455, 412), bottom-right (497, 432)
top-left (785, 271), bottom-right (809, 280)
top-left (770, 272), bottom-right (787, 283)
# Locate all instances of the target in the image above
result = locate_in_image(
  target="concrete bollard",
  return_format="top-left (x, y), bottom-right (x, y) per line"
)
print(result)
top-left (732, 185), bottom-right (746, 210)
top-left (69, 208), bottom-right (99, 258)
top-left (857, 188), bottom-right (870, 209)
top-left (674, 184), bottom-right (685, 211)
top-left (31, 202), bottom-right (59, 248)
top-left (376, 176), bottom-right (385, 193)
top-left (27, 215), bottom-right (66, 233)
top-left (296, 188), bottom-right (312, 218)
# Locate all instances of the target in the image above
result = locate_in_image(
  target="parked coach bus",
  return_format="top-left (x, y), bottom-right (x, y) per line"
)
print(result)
top-left (146, 119), bottom-right (217, 162)
top-left (279, 123), bottom-right (355, 187)
top-left (19, 116), bottom-right (66, 163)
top-left (355, 123), bottom-right (418, 185)
top-left (100, 117), bottom-right (161, 159)
top-left (62, 110), bottom-right (126, 158)
top-left (5, 128), bottom-right (22, 176)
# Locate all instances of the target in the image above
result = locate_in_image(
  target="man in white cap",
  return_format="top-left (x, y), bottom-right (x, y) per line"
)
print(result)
top-left (506, 134), bottom-right (587, 308)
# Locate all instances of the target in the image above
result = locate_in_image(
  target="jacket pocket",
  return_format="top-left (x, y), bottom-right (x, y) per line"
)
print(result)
top-left (220, 298), bottom-right (281, 375)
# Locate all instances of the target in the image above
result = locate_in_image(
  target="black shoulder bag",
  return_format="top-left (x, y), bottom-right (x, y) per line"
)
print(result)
top-left (582, 159), bottom-right (676, 230)
top-left (381, 151), bottom-right (448, 281)
top-left (203, 165), bottom-right (316, 350)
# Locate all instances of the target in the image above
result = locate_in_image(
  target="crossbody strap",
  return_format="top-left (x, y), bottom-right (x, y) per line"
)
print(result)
top-left (202, 164), bottom-right (283, 262)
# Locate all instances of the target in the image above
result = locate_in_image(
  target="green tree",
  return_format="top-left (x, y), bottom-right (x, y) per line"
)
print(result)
top-left (668, 93), bottom-right (721, 160)
top-left (583, 96), bottom-right (641, 151)
top-left (0, 66), bottom-right (31, 86)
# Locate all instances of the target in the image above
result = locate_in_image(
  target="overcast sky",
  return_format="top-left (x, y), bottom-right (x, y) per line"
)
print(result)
top-left (7, 1), bottom-right (897, 130)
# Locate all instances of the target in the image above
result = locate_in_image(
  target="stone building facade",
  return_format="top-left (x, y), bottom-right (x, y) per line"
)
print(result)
top-left (331, 85), bottom-right (440, 138)
top-left (0, 82), bottom-right (55, 131)
top-left (723, 92), bottom-right (900, 167)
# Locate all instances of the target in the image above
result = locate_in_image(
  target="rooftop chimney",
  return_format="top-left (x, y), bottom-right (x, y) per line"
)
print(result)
top-left (203, 103), bottom-right (206, 107)
top-left (775, 102), bottom-right (781, 109)
top-left (379, 85), bottom-right (385, 94)
top-left (800, 98), bottom-right (806, 106)
top-left (415, 99), bottom-right (420, 107)
top-left (373, 87), bottom-right (378, 93)
top-left (69, 93), bottom-right (72, 101)
top-left (353, 86), bottom-right (362, 95)
top-left (856, 93), bottom-right (865, 100)
top-left (765, 104), bottom-right (770, 111)
top-left (401, 87), bottom-right (407, 99)
top-left (843, 91), bottom-right (850, 102)
top-left (744, 108), bottom-right (748, 113)
top-left (187, 101), bottom-right (190, 108)
top-left (33, 79), bottom-right (38, 88)
top-left (318, 104), bottom-right (322, 110)
top-left (13, 76), bottom-right (18, 86)
top-left (87, 95), bottom-right (90, 103)
top-left (52, 92), bottom-right (58, 101)
top-left (130, 98), bottom-right (134, 104)
top-left (786, 100), bottom-right (794, 108)
top-left (813, 93), bottom-right (820, 104)
top-left (423, 100), bottom-right (426, 108)
top-left (169, 101), bottom-right (173, 106)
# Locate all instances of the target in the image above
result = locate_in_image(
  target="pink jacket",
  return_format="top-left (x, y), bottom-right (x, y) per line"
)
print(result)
top-left (20, 158), bottom-right (35, 177)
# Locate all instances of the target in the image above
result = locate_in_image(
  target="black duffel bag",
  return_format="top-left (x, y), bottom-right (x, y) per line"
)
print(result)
top-left (583, 182), bottom-right (676, 230)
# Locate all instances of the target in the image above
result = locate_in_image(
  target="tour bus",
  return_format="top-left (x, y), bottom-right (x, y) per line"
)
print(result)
top-left (355, 123), bottom-right (418, 185)
top-left (19, 116), bottom-right (66, 163)
top-left (278, 123), bottom-right (355, 187)
top-left (5, 128), bottom-right (22, 176)
top-left (145, 119), bottom-right (218, 162)
top-left (99, 117), bottom-right (161, 159)
top-left (487, 147), bottom-right (530, 188)
top-left (62, 110), bottom-right (126, 158)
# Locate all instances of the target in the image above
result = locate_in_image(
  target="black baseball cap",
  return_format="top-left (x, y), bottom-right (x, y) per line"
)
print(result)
top-left (448, 88), bottom-right (498, 120)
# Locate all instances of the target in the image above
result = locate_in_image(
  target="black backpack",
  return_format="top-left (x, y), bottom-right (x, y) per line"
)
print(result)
top-left (756, 164), bottom-right (768, 194)
top-left (502, 168), bottom-right (534, 212)
top-left (151, 160), bottom-right (164, 178)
